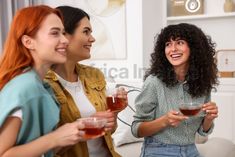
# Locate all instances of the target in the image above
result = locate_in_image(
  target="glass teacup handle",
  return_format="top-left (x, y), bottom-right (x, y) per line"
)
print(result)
top-left (115, 84), bottom-right (141, 93)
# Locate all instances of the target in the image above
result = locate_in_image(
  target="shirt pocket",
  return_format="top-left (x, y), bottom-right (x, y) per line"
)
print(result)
top-left (87, 80), bottom-right (106, 91)
top-left (86, 80), bottom-right (106, 111)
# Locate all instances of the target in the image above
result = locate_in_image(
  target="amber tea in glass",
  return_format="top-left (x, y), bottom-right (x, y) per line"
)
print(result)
top-left (106, 96), bottom-right (125, 112)
top-left (179, 103), bottom-right (202, 116)
top-left (79, 117), bottom-right (107, 138)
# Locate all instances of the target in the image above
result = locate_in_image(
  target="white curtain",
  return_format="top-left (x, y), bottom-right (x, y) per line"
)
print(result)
top-left (0, 0), bottom-right (43, 54)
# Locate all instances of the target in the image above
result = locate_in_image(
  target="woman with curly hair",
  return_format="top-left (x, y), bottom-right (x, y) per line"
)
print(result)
top-left (131, 23), bottom-right (218, 157)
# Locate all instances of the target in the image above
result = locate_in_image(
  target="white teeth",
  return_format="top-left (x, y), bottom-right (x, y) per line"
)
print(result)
top-left (84, 45), bottom-right (91, 48)
top-left (171, 54), bottom-right (182, 58)
top-left (57, 49), bottom-right (66, 52)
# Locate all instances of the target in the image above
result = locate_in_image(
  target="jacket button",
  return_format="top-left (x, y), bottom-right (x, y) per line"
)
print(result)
top-left (95, 102), bottom-right (98, 106)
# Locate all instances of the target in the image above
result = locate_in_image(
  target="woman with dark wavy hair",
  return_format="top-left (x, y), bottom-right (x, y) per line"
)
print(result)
top-left (131, 23), bottom-right (218, 157)
top-left (45, 6), bottom-right (126, 157)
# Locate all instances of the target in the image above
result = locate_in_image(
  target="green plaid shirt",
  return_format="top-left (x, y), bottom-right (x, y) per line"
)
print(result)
top-left (131, 75), bottom-right (214, 145)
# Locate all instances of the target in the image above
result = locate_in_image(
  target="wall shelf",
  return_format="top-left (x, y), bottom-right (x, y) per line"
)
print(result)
top-left (217, 78), bottom-right (235, 85)
top-left (164, 0), bottom-right (235, 52)
top-left (167, 12), bottom-right (235, 21)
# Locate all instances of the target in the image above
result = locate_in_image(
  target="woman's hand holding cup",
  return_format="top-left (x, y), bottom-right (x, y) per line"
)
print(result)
top-left (106, 87), bottom-right (128, 112)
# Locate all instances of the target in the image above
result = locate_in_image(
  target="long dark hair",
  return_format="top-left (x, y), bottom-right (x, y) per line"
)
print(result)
top-left (145, 23), bottom-right (218, 97)
top-left (56, 6), bottom-right (90, 34)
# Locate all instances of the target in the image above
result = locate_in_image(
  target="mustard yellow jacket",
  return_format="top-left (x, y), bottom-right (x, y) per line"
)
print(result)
top-left (45, 64), bottom-right (120, 157)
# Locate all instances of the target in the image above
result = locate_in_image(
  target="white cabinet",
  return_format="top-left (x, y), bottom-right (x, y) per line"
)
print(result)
top-left (210, 78), bottom-right (235, 144)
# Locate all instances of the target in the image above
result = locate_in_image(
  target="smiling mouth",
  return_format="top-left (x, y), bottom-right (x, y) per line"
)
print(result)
top-left (84, 45), bottom-right (92, 49)
top-left (56, 48), bottom-right (67, 56)
top-left (170, 54), bottom-right (182, 60)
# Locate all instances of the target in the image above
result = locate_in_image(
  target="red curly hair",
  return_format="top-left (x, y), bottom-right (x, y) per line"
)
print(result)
top-left (0, 5), bottom-right (63, 90)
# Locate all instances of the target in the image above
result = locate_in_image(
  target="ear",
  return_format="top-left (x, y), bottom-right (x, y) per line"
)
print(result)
top-left (21, 35), bottom-right (35, 50)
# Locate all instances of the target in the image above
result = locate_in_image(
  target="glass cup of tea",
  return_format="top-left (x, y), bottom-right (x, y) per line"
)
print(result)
top-left (106, 87), bottom-right (126, 112)
top-left (179, 102), bottom-right (202, 116)
top-left (78, 117), bottom-right (107, 138)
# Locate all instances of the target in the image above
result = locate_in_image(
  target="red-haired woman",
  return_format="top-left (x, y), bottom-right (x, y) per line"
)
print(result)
top-left (0, 5), bottom-right (85, 157)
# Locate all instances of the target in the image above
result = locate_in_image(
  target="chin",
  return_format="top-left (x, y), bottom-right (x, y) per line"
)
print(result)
top-left (56, 57), bottom-right (67, 64)
top-left (85, 54), bottom-right (91, 59)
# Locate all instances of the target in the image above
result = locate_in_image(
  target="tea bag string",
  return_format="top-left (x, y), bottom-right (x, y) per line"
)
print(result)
top-left (178, 80), bottom-right (187, 106)
top-left (182, 80), bottom-right (195, 105)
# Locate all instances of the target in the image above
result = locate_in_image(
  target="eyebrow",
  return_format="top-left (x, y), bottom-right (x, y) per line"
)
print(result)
top-left (175, 37), bottom-right (184, 40)
top-left (50, 27), bottom-right (64, 31)
top-left (84, 27), bottom-right (92, 32)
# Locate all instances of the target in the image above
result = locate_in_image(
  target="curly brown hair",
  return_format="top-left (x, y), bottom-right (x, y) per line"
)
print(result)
top-left (145, 23), bottom-right (218, 97)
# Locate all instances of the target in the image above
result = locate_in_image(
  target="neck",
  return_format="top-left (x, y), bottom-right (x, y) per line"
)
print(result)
top-left (53, 61), bottom-right (78, 82)
top-left (174, 66), bottom-right (188, 82)
top-left (33, 64), bottom-right (51, 80)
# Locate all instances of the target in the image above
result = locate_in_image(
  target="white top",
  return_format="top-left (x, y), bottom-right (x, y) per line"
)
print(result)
top-left (56, 74), bottom-right (96, 118)
top-left (56, 74), bottom-right (111, 157)
top-left (8, 110), bottom-right (45, 157)
top-left (10, 109), bottom-right (22, 118)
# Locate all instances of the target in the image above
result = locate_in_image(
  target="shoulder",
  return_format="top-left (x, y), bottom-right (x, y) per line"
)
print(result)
top-left (2, 70), bottom-right (43, 95)
top-left (0, 70), bottom-right (48, 109)
top-left (141, 75), bottom-right (165, 95)
top-left (77, 64), bottom-right (105, 81)
top-left (144, 75), bottom-right (162, 87)
top-left (0, 71), bottom-right (48, 119)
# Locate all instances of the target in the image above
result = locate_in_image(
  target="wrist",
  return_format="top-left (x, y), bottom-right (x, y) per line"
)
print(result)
top-left (203, 119), bottom-right (213, 132)
top-left (160, 115), bottom-right (169, 128)
top-left (45, 131), bottom-right (59, 149)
